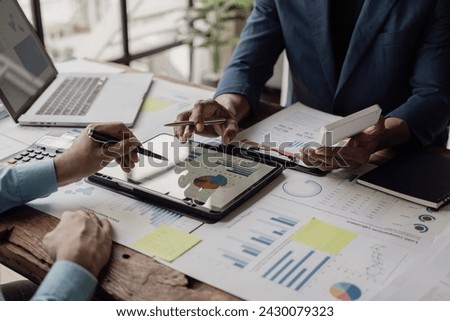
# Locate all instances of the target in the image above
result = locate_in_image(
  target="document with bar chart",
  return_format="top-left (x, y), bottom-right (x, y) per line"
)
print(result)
top-left (169, 168), bottom-right (450, 300)
top-left (28, 179), bottom-right (202, 246)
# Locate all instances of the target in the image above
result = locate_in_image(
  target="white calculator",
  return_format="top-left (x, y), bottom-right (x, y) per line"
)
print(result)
top-left (1, 135), bottom-right (76, 166)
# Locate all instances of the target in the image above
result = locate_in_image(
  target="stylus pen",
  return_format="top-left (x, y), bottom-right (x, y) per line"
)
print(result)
top-left (87, 128), bottom-right (168, 161)
top-left (164, 118), bottom-right (227, 127)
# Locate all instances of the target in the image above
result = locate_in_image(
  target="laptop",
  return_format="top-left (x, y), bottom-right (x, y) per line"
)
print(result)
top-left (0, 0), bottom-right (153, 127)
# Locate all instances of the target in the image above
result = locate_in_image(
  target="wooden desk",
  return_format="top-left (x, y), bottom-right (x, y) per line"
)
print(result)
top-left (0, 205), bottom-right (236, 300)
top-left (0, 78), bottom-right (281, 300)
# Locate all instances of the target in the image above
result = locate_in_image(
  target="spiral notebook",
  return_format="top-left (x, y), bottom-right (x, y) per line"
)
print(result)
top-left (357, 149), bottom-right (450, 209)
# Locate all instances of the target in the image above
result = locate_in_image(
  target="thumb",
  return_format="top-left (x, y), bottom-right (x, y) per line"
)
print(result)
top-left (356, 116), bottom-right (385, 143)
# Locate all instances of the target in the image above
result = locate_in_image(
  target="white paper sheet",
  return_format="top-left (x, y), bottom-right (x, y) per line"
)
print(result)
top-left (29, 178), bottom-right (203, 251)
top-left (132, 78), bottom-right (214, 141)
top-left (236, 102), bottom-right (341, 154)
top-left (0, 116), bottom-right (49, 159)
top-left (374, 227), bottom-right (450, 300)
top-left (269, 168), bottom-right (449, 248)
top-left (0, 134), bottom-right (27, 159)
top-left (167, 169), bottom-right (450, 300)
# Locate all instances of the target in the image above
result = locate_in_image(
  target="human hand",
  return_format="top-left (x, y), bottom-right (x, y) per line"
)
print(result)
top-left (43, 209), bottom-right (113, 277)
top-left (54, 122), bottom-right (142, 186)
top-left (301, 116), bottom-right (386, 171)
top-left (174, 99), bottom-right (239, 144)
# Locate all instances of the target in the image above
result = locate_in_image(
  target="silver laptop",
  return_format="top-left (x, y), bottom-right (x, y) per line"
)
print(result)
top-left (0, 0), bottom-right (153, 127)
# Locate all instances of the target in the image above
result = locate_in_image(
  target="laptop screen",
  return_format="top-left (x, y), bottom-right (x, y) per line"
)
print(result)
top-left (0, 0), bottom-right (57, 121)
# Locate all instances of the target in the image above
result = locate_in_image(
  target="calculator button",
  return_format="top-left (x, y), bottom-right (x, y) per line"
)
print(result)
top-left (22, 157), bottom-right (30, 162)
top-left (36, 155), bottom-right (45, 160)
top-left (56, 149), bottom-right (65, 154)
top-left (34, 150), bottom-right (42, 155)
top-left (20, 151), bottom-right (29, 156)
top-left (14, 156), bottom-right (23, 160)
top-left (49, 153), bottom-right (56, 158)
top-left (28, 153), bottom-right (36, 158)
top-left (27, 148), bottom-right (34, 153)
top-left (42, 151), bottom-right (49, 156)
top-left (39, 146), bottom-right (46, 151)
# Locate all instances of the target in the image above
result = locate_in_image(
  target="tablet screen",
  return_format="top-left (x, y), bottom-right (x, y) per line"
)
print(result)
top-left (96, 134), bottom-right (279, 213)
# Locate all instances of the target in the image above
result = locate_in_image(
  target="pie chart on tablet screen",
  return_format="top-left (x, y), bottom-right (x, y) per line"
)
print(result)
top-left (194, 175), bottom-right (228, 190)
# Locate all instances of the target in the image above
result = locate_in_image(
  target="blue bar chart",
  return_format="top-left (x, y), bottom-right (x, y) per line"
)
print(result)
top-left (216, 158), bottom-right (258, 177)
top-left (262, 248), bottom-right (331, 291)
top-left (270, 216), bottom-right (297, 227)
top-left (124, 202), bottom-right (182, 227)
top-left (218, 209), bottom-right (300, 269)
top-left (250, 233), bottom-right (274, 246)
top-left (222, 251), bottom-right (249, 268)
top-left (289, 140), bottom-right (309, 148)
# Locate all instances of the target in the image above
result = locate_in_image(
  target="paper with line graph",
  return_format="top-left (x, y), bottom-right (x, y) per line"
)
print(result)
top-left (169, 195), bottom-right (420, 300)
top-left (167, 168), bottom-right (450, 300)
top-left (236, 102), bottom-right (340, 155)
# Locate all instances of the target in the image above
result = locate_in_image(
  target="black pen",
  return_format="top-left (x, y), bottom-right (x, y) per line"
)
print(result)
top-left (164, 118), bottom-right (227, 127)
top-left (87, 128), bottom-right (168, 161)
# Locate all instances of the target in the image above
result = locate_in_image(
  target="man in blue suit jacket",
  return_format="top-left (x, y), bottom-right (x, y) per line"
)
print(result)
top-left (176, 0), bottom-right (450, 171)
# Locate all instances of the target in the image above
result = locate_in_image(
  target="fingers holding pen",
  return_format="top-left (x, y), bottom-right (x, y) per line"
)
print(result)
top-left (173, 111), bottom-right (192, 143)
top-left (172, 99), bottom-right (239, 144)
top-left (85, 122), bottom-right (141, 173)
top-left (190, 103), bottom-right (207, 133)
top-left (174, 100), bottom-right (210, 143)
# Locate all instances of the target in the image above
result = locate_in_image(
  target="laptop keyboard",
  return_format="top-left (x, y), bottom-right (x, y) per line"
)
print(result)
top-left (37, 76), bottom-right (107, 116)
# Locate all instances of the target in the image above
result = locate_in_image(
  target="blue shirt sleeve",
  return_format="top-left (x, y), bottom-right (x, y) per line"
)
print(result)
top-left (0, 161), bottom-right (98, 301)
top-left (0, 159), bottom-right (58, 213)
top-left (31, 260), bottom-right (98, 301)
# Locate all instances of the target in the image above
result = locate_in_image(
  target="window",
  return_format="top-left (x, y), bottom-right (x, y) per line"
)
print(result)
top-left (17, 0), bottom-right (192, 79)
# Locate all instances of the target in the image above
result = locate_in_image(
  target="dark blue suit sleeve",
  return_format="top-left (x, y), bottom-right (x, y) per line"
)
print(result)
top-left (214, 0), bottom-right (285, 112)
top-left (386, 1), bottom-right (450, 146)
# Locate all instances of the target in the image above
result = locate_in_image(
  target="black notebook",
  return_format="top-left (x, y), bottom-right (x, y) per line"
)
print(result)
top-left (357, 149), bottom-right (450, 209)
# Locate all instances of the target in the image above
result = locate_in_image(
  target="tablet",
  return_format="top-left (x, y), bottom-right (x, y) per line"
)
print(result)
top-left (88, 134), bottom-right (283, 222)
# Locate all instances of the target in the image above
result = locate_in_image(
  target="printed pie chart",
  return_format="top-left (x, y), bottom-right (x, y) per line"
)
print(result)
top-left (194, 175), bottom-right (228, 190)
top-left (330, 282), bottom-right (362, 301)
top-left (282, 180), bottom-right (323, 198)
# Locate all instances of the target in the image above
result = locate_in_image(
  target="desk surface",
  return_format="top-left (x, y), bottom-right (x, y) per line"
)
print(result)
top-left (1, 75), bottom-right (449, 300)
top-left (0, 205), bottom-right (237, 300)
top-left (0, 76), bottom-right (283, 300)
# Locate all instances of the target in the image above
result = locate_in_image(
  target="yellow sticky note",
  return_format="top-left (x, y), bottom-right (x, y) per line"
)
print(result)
top-left (142, 97), bottom-right (170, 112)
top-left (291, 218), bottom-right (356, 255)
top-left (132, 225), bottom-right (202, 262)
